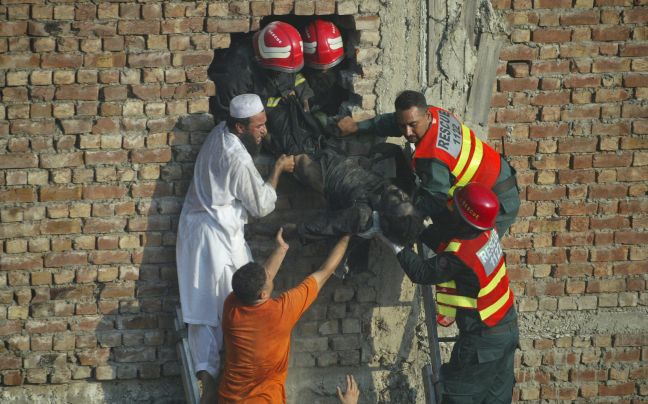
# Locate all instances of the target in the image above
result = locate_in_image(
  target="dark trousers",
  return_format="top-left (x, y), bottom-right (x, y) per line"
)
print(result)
top-left (440, 323), bottom-right (519, 404)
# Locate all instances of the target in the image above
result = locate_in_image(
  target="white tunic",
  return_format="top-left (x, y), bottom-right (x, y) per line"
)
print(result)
top-left (177, 121), bottom-right (277, 326)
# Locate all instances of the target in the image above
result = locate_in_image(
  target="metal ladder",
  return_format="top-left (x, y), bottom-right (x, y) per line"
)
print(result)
top-left (418, 245), bottom-right (458, 404)
top-left (175, 306), bottom-right (201, 404)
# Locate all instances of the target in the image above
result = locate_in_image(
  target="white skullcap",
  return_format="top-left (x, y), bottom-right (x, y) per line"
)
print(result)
top-left (230, 94), bottom-right (264, 119)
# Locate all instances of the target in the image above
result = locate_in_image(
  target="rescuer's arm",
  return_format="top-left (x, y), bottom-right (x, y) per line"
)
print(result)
top-left (337, 113), bottom-right (401, 138)
top-left (310, 235), bottom-right (351, 289)
top-left (395, 249), bottom-right (462, 285)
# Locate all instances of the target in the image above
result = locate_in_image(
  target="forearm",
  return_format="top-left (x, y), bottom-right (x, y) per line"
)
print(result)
top-left (396, 249), bottom-right (456, 285)
top-left (356, 112), bottom-right (400, 137)
top-left (268, 164), bottom-right (283, 189)
top-left (311, 235), bottom-right (351, 288)
top-left (264, 244), bottom-right (288, 281)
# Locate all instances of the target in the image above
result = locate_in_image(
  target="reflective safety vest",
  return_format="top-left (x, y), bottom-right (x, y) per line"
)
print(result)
top-left (265, 73), bottom-right (308, 108)
top-left (413, 106), bottom-right (501, 197)
top-left (435, 229), bottom-right (514, 328)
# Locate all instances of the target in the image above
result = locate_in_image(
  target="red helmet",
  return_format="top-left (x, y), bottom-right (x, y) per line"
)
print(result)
top-left (453, 183), bottom-right (499, 231)
top-left (253, 21), bottom-right (304, 73)
top-left (302, 20), bottom-right (344, 70)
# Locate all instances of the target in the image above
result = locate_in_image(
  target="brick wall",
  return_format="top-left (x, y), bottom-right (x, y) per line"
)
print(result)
top-left (0, 0), bottom-right (398, 400)
top-left (1, 0), bottom-right (647, 402)
top-left (490, 0), bottom-right (648, 401)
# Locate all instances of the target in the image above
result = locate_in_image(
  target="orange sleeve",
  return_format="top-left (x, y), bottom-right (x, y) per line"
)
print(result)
top-left (279, 276), bottom-right (319, 327)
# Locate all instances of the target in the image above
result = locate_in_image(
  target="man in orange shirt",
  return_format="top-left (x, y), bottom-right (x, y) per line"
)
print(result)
top-left (218, 229), bottom-right (350, 403)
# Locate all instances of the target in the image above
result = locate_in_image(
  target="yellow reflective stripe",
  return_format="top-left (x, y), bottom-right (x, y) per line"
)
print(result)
top-left (437, 304), bottom-right (457, 317)
top-left (437, 281), bottom-right (456, 288)
top-left (295, 73), bottom-right (306, 86)
top-left (448, 136), bottom-right (484, 197)
top-left (437, 293), bottom-right (477, 308)
top-left (266, 97), bottom-right (281, 107)
top-left (478, 262), bottom-right (507, 298)
top-left (444, 242), bottom-right (461, 253)
top-left (480, 288), bottom-right (511, 321)
top-left (451, 125), bottom-right (473, 178)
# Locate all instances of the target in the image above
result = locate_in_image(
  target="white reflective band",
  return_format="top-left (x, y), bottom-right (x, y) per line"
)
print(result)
top-left (258, 34), bottom-right (291, 59)
top-left (327, 36), bottom-right (343, 50)
top-left (303, 41), bottom-right (317, 54)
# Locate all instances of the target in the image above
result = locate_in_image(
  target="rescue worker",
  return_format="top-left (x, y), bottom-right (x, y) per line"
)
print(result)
top-left (338, 90), bottom-right (520, 239)
top-left (380, 183), bottom-right (519, 404)
top-left (176, 94), bottom-right (295, 403)
top-left (301, 19), bottom-right (350, 128)
top-left (208, 20), bottom-right (324, 158)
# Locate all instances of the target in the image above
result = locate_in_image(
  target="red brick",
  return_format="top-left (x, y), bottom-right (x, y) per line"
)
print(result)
top-left (0, 355), bottom-right (22, 370)
top-left (84, 218), bottom-right (127, 233)
top-left (533, 29), bottom-right (572, 43)
top-left (530, 60), bottom-right (570, 75)
top-left (559, 10), bottom-right (599, 25)
top-left (623, 74), bottom-right (648, 88)
top-left (207, 18), bottom-right (250, 33)
top-left (0, 153), bottom-right (38, 169)
top-left (593, 153), bottom-right (633, 168)
top-left (10, 120), bottom-right (57, 136)
top-left (83, 185), bottom-right (128, 200)
top-left (499, 45), bottom-right (537, 61)
top-left (0, 54), bottom-right (40, 69)
top-left (44, 252), bottom-right (87, 268)
top-left (592, 58), bottom-right (631, 73)
top-left (531, 91), bottom-right (570, 106)
top-left (498, 77), bottom-right (539, 91)
top-left (564, 75), bottom-right (601, 88)
top-left (127, 53), bottom-right (171, 68)
top-left (622, 104), bottom-right (648, 118)
top-left (90, 251), bottom-right (130, 265)
top-left (561, 105), bottom-right (600, 120)
top-left (624, 8), bottom-right (648, 24)
top-left (40, 219), bottom-right (81, 235)
top-left (0, 256), bottom-right (43, 271)
top-left (558, 170), bottom-right (596, 184)
top-left (534, 0), bottom-right (572, 7)
top-left (570, 369), bottom-right (608, 382)
top-left (593, 122), bottom-right (630, 136)
top-left (599, 382), bottom-right (636, 396)
top-left (557, 138), bottom-right (597, 153)
top-left (529, 123), bottom-right (569, 138)
top-left (558, 197), bottom-right (596, 216)
top-left (527, 186), bottom-right (566, 200)
top-left (504, 141), bottom-right (537, 155)
top-left (559, 43), bottom-right (599, 58)
top-left (496, 108), bottom-right (537, 123)
top-left (117, 20), bottom-right (159, 35)
top-left (614, 231), bottom-right (648, 244)
top-left (77, 348), bottom-right (110, 366)
top-left (40, 186), bottom-right (83, 202)
top-left (84, 150), bottom-right (128, 165)
top-left (589, 184), bottom-right (628, 199)
top-left (0, 188), bottom-right (37, 203)
top-left (127, 216), bottom-right (171, 231)
top-left (592, 26), bottom-right (631, 42)
top-left (0, 21), bottom-right (27, 37)
top-left (40, 152), bottom-right (84, 168)
top-left (587, 279), bottom-right (626, 293)
top-left (55, 85), bottom-right (99, 101)
top-left (130, 148), bottom-right (172, 163)
top-left (84, 52), bottom-right (126, 68)
top-left (595, 88), bottom-right (631, 103)
top-left (41, 54), bottom-right (83, 69)
top-left (131, 183), bottom-right (174, 198)
top-left (161, 17), bottom-right (204, 34)
top-left (620, 44), bottom-right (648, 57)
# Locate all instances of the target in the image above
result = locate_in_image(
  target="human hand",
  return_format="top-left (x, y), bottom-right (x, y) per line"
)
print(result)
top-left (336, 116), bottom-right (358, 137)
top-left (275, 228), bottom-right (289, 251)
top-left (336, 374), bottom-right (359, 404)
top-left (276, 154), bottom-right (296, 173)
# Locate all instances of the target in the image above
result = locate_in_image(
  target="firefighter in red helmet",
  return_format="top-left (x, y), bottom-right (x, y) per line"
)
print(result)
top-left (301, 20), bottom-right (351, 132)
top-left (209, 21), bottom-right (325, 157)
top-left (380, 182), bottom-right (519, 404)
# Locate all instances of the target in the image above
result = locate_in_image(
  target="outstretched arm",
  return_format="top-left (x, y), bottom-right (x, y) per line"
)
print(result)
top-left (310, 235), bottom-right (351, 289)
top-left (264, 228), bottom-right (290, 282)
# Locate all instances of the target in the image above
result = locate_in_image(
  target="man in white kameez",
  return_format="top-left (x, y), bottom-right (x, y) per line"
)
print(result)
top-left (176, 93), bottom-right (295, 403)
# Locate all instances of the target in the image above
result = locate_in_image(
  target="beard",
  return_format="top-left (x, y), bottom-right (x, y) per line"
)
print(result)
top-left (240, 131), bottom-right (261, 157)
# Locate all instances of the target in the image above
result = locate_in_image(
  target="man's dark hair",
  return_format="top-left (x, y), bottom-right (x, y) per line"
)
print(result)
top-left (379, 185), bottom-right (424, 246)
top-left (226, 115), bottom-right (251, 133)
top-left (231, 262), bottom-right (266, 306)
top-left (394, 90), bottom-right (428, 112)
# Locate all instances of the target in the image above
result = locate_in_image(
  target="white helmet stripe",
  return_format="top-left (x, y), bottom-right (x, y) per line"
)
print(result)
top-left (327, 36), bottom-right (343, 50)
top-left (258, 31), bottom-right (291, 59)
top-left (303, 41), bottom-right (317, 54)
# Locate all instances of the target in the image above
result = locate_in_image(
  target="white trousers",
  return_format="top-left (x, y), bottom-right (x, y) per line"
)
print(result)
top-left (188, 323), bottom-right (222, 379)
